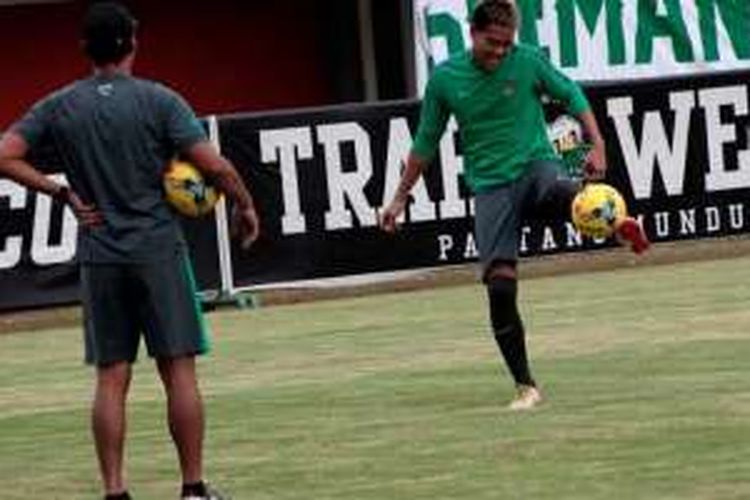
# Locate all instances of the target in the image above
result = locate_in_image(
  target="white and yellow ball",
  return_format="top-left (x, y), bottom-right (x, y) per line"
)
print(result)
top-left (163, 160), bottom-right (220, 217)
top-left (571, 183), bottom-right (627, 238)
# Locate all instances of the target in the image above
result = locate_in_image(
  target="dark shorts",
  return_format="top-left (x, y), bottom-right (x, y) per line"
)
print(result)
top-left (81, 250), bottom-right (210, 365)
top-left (474, 159), bottom-right (579, 274)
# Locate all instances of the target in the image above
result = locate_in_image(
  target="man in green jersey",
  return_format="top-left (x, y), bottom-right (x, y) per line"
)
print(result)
top-left (381, 0), bottom-right (649, 410)
top-left (0, 3), bottom-right (256, 498)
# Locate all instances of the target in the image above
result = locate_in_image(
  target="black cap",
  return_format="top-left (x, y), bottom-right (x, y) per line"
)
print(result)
top-left (82, 2), bottom-right (137, 65)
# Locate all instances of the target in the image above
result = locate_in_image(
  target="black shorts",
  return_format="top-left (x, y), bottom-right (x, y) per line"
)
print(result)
top-left (80, 250), bottom-right (210, 365)
top-left (474, 159), bottom-right (579, 274)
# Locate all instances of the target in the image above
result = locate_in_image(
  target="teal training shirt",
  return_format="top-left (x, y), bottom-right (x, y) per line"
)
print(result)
top-left (12, 73), bottom-right (206, 263)
top-left (412, 44), bottom-right (590, 193)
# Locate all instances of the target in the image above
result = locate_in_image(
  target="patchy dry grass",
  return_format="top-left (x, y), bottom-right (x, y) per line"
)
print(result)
top-left (1, 256), bottom-right (750, 499)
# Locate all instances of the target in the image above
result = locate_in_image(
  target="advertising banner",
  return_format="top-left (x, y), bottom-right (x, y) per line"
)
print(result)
top-left (414, 0), bottom-right (750, 91)
top-left (0, 146), bottom-right (80, 310)
top-left (219, 70), bottom-right (750, 289)
top-left (2, 71), bottom-right (748, 308)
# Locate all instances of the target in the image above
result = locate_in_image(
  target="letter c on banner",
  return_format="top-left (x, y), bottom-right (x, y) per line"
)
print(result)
top-left (0, 179), bottom-right (27, 269)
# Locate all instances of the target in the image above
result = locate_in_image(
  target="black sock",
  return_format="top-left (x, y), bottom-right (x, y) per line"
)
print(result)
top-left (104, 492), bottom-right (131, 500)
top-left (182, 481), bottom-right (207, 497)
top-left (486, 277), bottom-right (535, 387)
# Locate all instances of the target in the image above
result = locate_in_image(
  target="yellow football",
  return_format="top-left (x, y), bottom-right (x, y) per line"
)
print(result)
top-left (571, 183), bottom-right (627, 238)
top-left (163, 160), bottom-right (220, 217)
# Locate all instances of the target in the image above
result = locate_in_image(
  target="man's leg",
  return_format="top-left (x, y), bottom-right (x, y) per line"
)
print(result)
top-left (92, 361), bottom-right (132, 496)
top-left (531, 167), bottom-right (650, 254)
top-left (156, 355), bottom-right (204, 486)
top-left (484, 262), bottom-right (541, 410)
top-left (474, 185), bottom-right (541, 409)
top-left (137, 251), bottom-right (224, 498)
top-left (82, 263), bottom-right (140, 497)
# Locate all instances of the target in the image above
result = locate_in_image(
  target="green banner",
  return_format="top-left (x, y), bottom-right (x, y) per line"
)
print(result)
top-left (414, 0), bottom-right (750, 91)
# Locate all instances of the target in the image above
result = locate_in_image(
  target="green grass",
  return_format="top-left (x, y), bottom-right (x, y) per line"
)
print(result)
top-left (2, 257), bottom-right (750, 499)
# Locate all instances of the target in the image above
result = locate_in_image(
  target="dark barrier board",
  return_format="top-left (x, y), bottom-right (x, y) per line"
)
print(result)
top-left (1, 70), bottom-right (748, 308)
top-left (221, 70), bottom-right (750, 288)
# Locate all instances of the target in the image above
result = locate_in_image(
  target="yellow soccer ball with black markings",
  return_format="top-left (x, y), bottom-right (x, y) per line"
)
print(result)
top-left (163, 160), bottom-right (220, 217)
top-left (571, 183), bottom-right (627, 238)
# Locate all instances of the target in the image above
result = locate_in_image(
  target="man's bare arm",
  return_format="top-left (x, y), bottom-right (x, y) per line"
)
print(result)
top-left (576, 109), bottom-right (607, 180)
top-left (184, 141), bottom-right (260, 247)
top-left (379, 152), bottom-right (429, 233)
top-left (0, 132), bottom-right (103, 226)
top-left (0, 132), bottom-right (64, 195)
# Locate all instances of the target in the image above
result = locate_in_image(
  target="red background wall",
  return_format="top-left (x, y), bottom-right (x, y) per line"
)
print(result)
top-left (0, 1), bottom-right (347, 129)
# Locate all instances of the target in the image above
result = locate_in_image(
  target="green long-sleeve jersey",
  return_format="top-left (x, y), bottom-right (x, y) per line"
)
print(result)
top-left (412, 44), bottom-right (590, 193)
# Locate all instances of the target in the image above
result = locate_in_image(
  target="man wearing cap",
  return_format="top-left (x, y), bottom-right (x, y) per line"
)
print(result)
top-left (0, 2), bottom-right (256, 499)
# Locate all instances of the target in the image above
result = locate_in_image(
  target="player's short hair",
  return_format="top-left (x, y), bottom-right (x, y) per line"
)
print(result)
top-left (470, 0), bottom-right (519, 31)
top-left (82, 2), bottom-right (138, 65)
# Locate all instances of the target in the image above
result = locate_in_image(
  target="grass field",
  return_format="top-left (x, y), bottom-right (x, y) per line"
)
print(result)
top-left (2, 256), bottom-right (750, 499)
